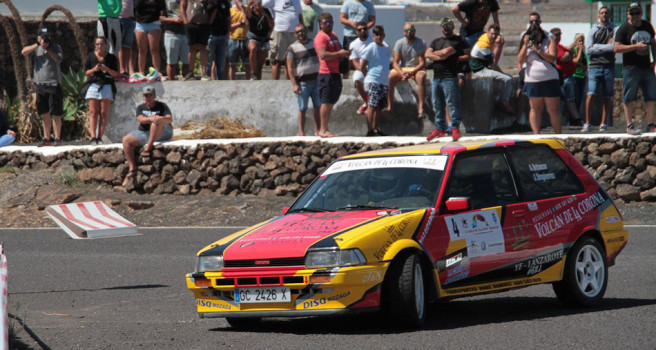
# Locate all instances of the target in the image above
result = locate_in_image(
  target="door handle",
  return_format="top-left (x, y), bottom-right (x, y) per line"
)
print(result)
top-left (512, 210), bottom-right (525, 217)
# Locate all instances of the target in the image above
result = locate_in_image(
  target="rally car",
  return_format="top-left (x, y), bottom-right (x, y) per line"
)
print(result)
top-left (186, 139), bottom-right (628, 328)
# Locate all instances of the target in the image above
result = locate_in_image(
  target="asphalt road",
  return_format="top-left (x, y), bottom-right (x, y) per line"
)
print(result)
top-left (2, 226), bottom-right (655, 350)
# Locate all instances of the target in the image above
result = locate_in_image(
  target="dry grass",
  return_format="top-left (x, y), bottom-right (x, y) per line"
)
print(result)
top-left (172, 116), bottom-right (266, 140)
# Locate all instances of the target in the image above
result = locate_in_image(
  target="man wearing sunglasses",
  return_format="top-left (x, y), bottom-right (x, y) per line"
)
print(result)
top-left (349, 21), bottom-right (373, 115)
top-left (614, 2), bottom-right (656, 135)
top-left (388, 22), bottom-right (427, 118)
top-left (314, 12), bottom-right (351, 137)
top-left (339, 0), bottom-right (376, 78)
top-left (287, 24), bottom-right (321, 136)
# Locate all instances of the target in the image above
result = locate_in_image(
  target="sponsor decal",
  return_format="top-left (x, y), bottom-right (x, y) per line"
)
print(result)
top-left (528, 163), bottom-right (556, 182)
top-left (362, 271), bottom-right (382, 283)
top-left (444, 258), bottom-right (471, 285)
top-left (303, 297), bottom-right (327, 309)
top-left (606, 216), bottom-right (619, 223)
top-left (197, 299), bottom-right (232, 310)
top-left (505, 215), bottom-right (530, 250)
top-left (373, 217), bottom-right (412, 260)
top-left (446, 209), bottom-right (505, 258)
top-left (326, 291), bottom-right (351, 301)
top-left (417, 209), bottom-right (436, 244)
top-left (533, 191), bottom-right (606, 239)
top-left (513, 247), bottom-right (564, 276)
top-left (445, 278), bottom-right (543, 295)
top-left (322, 156), bottom-right (448, 176)
top-left (446, 252), bottom-right (463, 268)
top-left (528, 202), bottom-right (538, 211)
top-left (240, 241), bottom-right (254, 248)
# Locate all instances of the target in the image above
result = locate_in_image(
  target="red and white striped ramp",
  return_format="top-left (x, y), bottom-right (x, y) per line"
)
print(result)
top-left (46, 201), bottom-right (139, 239)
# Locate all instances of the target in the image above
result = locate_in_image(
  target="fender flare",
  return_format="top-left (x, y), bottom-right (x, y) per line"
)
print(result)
top-left (382, 239), bottom-right (424, 262)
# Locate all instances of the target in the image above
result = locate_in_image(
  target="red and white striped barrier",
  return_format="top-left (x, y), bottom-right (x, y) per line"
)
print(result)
top-left (46, 201), bottom-right (139, 239)
top-left (1, 244), bottom-right (8, 350)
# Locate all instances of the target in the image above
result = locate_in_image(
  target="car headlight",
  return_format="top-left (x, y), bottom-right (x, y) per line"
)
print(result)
top-left (196, 255), bottom-right (224, 272)
top-left (305, 249), bottom-right (366, 268)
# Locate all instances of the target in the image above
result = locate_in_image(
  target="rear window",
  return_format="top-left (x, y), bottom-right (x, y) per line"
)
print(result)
top-left (508, 145), bottom-right (584, 201)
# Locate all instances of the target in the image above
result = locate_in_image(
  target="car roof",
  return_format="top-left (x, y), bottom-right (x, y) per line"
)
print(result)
top-left (341, 139), bottom-right (567, 159)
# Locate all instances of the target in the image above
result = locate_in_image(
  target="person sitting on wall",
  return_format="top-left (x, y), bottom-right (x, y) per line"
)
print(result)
top-left (0, 109), bottom-right (16, 148)
top-left (122, 86), bottom-right (173, 182)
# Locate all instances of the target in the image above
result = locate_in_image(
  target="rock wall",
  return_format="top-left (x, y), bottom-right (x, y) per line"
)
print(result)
top-left (2, 138), bottom-right (656, 202)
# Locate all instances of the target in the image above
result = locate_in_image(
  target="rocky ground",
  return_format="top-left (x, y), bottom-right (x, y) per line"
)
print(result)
top-left (0, 168), bottom-right (287, 228)
top-left (1, 166), bottom-right (653, 228)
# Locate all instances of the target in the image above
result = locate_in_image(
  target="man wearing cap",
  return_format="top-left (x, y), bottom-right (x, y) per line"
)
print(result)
top-left (388, 22), bottom-right (427, 118)
top-left (21, 28), bottom-right (64, 146)
top-left (425, 17), bottom-right (468, 142)
top-left (614, 2), bottom-right (656, 135)
top-left (122, 86), bottom-right (173, 180)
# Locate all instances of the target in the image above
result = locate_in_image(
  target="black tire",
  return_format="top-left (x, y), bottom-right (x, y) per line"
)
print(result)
top-left (383, 252), bottom-right (427, 328)
top-left (553, 236), bottom-right (608, 307)
top-left (226, 317), bottom-right (262, 329)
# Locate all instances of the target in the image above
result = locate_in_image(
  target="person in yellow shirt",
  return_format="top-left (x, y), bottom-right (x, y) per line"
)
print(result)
top-left (227, 0), bottom-right (251, 80)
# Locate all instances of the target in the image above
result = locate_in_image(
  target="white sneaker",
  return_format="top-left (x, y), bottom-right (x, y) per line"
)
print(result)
top-left (581, 123), bottom-right (590, 132)
top-left (599, 124), bottom-right (607, 132)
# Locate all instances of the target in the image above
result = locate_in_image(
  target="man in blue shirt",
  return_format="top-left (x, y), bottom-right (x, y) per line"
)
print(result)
top-left (361, 25), bottom-right (389, 136)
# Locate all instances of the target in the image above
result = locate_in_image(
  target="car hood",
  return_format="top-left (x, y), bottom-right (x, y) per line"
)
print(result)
top-left (221, 211), bottom-right (393, 260)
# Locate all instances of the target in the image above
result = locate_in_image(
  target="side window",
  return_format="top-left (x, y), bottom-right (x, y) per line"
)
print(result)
top-left (444, 152), bottom-right (518, 210)
top-left (508, 145), bottom-right (584, 201)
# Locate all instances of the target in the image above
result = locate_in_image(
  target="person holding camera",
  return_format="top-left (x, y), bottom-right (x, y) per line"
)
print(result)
top-left (84, 36), bottom-right (119, 145)
top-left (21, 27), bottom-right (64, 146)
top-left (245, 0), bottom-right (274, 80)
top-left (517, 22), bottom-right (561, 134)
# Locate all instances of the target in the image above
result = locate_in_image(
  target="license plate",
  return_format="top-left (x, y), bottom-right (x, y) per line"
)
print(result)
top-left (235, 287), bottom-right (291, 304)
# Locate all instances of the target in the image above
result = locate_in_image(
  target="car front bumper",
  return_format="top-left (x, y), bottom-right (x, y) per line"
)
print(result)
top-left (186, 263), bottom-right (389, 318)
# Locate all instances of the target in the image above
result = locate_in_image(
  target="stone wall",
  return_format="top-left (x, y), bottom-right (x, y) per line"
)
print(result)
top-left (2, 138), bottom-right (656, 202)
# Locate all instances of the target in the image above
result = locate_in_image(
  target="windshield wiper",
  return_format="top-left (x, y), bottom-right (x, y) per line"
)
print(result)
top-left (287, 207), bottom-right (335, 214)
top-left (335, 204), bottom-right (399, 211)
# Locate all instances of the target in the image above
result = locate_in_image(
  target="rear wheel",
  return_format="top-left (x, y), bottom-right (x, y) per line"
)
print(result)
top-left (226, 317), bottom-right (262, 329)
top-left (553, 236), bottom-right (608, 307)
top-left (383, 252), bottom-right (426, 328)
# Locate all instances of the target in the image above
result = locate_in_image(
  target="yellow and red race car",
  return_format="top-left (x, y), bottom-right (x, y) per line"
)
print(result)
top-left (186, 139), bottom-right (628, 328)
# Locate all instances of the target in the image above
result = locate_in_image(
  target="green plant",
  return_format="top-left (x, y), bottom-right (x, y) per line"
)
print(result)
top-left (56, 166), bottom-right (77, 186)
top-left (1, 94), bottom-right (19, 127)
top-left (0, 166), bottom-right (17, 174)
top-left (61, 66), bottom-right (86, 98)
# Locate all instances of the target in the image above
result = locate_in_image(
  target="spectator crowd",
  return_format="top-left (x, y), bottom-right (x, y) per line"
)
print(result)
top-left (2, 0), bottom-right (656, 151)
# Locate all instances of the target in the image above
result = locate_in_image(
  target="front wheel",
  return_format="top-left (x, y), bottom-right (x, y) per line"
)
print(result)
top-left (383, 252), bottom-right (426, 328)
top-left (553, 236), bottom-right (608, 307)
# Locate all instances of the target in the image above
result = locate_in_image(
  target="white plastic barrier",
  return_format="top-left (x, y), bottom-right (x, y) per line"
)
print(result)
top-left (1, 244), bottom-right (7, 350)
top-left (46, 201), bottom-right (139, 239)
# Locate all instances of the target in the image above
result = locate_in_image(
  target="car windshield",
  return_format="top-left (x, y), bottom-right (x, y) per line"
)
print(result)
top-left (289, 155), bottom-right (448, 212)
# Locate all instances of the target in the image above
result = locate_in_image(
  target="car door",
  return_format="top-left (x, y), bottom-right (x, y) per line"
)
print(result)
top-left (504, 144), bottom-right (586, 278)
top-left (436, 149), bottom-right (522, 289)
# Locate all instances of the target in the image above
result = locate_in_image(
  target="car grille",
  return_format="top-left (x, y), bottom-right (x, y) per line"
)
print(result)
top-left (224, 257), bottom-right (306, 268)
top-left (213, 276), bottom-right (304, 287)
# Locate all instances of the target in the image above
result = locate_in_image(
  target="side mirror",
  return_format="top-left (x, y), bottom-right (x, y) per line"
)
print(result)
top-left (282, 207), bottom-right (290, 215)
top-left (445, 197), bottom-right (470, 212)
